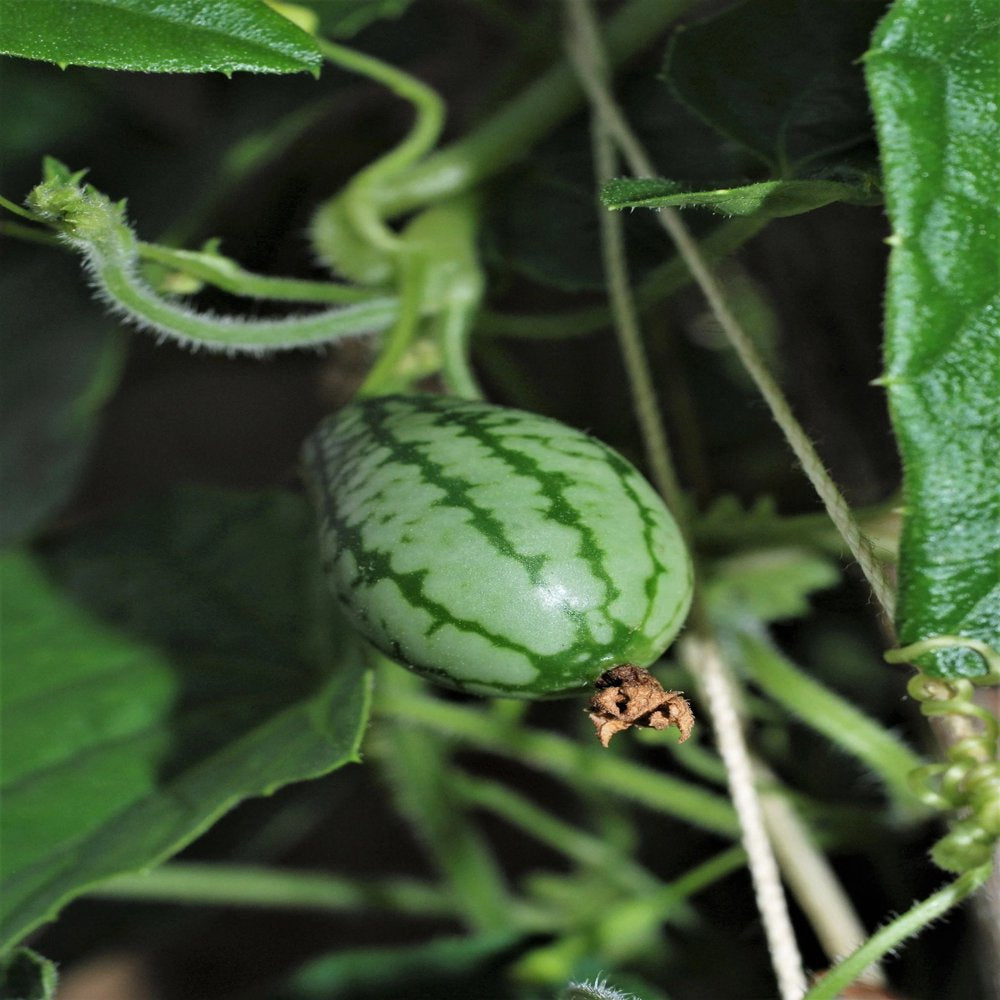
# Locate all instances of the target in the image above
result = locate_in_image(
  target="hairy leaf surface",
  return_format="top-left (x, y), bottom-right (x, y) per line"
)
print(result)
top-left (602, 177), bottom-right (880, 217)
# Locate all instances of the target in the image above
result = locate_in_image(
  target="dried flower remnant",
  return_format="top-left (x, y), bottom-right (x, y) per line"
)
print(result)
top-left (588, 664), bottom-right (694, 747)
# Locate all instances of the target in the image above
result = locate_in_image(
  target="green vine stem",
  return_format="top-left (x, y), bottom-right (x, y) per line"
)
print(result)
top-left (737, 629), bottom-right (928, 814)
top-left (451, 773), bottom-right (660, 896)
top-left (369, 0), bottom-right (697, 219)
top-left (437, 297), bottom-right (484, 399)
top-left (137, 241), bottom-right (381, 304)
top-left (476, 215), bottom-right (767, 340)
top-left (25, 164), bottom-right (396, 354)
top-left (587, 82), bottom-right (683, 517)
top-left (0, 193), bottom-right (41, 222)
top-left (0, 218), bottom-right (64, 248)
top-left (885, 636), bottom-right (1000, 681)
top-left (314, 38), bottom-right (445, 258)
top-left (356, 249), bottom-right (429, 394)
top-left (801, 862), bottom-right (995, 1000)
top-left (375, 689), bottom-right (739, 837)
top-left (88, 863), bottom-right (458, 919)
top-left (356, 193), bottom-right (485, 396)
top-left (520, 846), bottom-right (748, 983)
top-left (371, 663), bottom-right (514, 933)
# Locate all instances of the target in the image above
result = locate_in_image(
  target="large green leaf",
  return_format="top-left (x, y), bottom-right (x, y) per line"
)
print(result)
top-left (0, 0), bottom-right (321, 74)
top-left (665, 0), bottom-right (884, 173)
top-left (866, 1), bottom-right (1000, 678)
top-left (0, 252), bottom-right (124, 545)
top-left (0, 489), bottom-right (371, 951)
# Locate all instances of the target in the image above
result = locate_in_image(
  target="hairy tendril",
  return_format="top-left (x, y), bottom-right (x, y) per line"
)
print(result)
top-left (25, 163), bottom-right (396, 356)
top-left (885, 637), bottom-right (1000, 873)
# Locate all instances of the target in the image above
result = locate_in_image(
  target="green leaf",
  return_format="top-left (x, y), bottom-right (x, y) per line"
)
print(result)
top-left (866, 0), bottom-right (1000, 678)
top-left (704, 547), bottom-right (841, 623)
top-left (665, 0), bottom-right (885, 173)
top-left (0, 949), bottom-right (58, 1000)
top-left (601, 176), bottom-right (881, 217)
top-left (0, 253), bottom-right (124, 545)
top-left (0, 0), bottom-right (321, 75)
top-left (0, 489), bottom-right (371, 951)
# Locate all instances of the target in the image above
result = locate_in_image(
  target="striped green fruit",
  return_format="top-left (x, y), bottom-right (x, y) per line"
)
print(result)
top-left (302, 394), bottom-right (692, 698)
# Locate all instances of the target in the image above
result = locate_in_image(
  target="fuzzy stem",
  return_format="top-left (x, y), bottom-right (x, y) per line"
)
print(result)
top-left (95, 246), bottom-right (395, 354)
top-left (26, 173), bottom-right (396, 354)
top-left (565, 0), bottom-right (895, 622)
top-left (680, 635), bottom-right (809, 1000)
top-left (802, 863), bottom-right (994, 1000)
top-left (587, 84), bottom-right (685, 517)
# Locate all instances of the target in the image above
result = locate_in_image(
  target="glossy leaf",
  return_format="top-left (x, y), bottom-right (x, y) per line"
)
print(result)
top-left (866, 0), bottom-right (1000, 678)
top-left (602, 176), bottom-right (881, 217)
top-left (0, 0), bottom-right (321, 75)
top-left (0, 489), bottom-right (371, 950)
top-left (665, 0), bottom-right (884, 172)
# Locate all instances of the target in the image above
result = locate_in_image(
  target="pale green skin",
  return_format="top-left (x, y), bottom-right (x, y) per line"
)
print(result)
top-left (303, 394), bottom-right (693, 697)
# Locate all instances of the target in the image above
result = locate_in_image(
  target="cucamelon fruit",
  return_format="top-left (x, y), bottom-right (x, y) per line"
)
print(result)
top-left (302, 394), bottom-right (692, 698)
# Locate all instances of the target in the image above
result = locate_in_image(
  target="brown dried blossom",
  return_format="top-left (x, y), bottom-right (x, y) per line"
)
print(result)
top-left (587, 664), bottom-right (695, 747)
